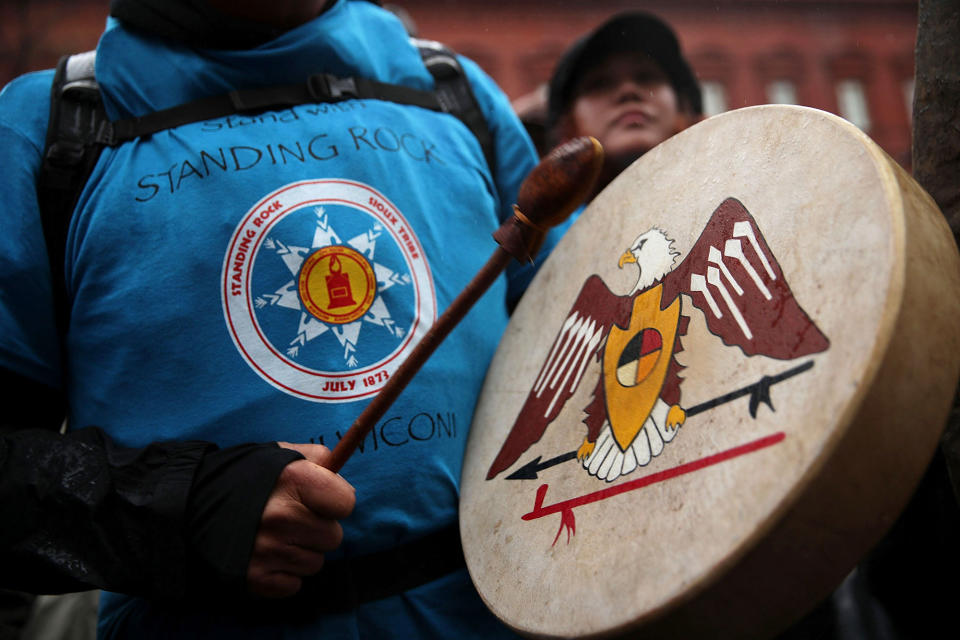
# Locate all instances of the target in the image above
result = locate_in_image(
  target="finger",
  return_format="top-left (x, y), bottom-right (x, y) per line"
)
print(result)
top-left (247, 570), bottom-right (303, 599)
top-left (258, 504), bottom-right (344, 552)
top-left (284, 461), bottom-right (356, 520)
top-left (250, 540), bottom-right (327, 577)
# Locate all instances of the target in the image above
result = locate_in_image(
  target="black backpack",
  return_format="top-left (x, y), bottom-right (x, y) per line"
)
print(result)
top-left (36, 40), bottom-right (495, 337)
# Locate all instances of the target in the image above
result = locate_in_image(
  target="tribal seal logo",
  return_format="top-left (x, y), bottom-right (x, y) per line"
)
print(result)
top-left (222, 180), bottom-right (436, 402)
top-left (298, 245), bottom-right (377, 325)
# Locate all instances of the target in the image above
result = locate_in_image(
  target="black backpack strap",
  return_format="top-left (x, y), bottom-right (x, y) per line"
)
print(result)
top-left (413, 38), bottom-right (496, 173)
top-left (37, 51), bottom-right (110, 338)
top-left (105, 73), bottom-right (444, 144)
top-left (104, 47), bottom-right (494, 164)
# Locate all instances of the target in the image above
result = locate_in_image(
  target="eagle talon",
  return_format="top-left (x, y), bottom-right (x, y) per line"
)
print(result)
top-left (667, 405), bottom-right (686, 430)
top-left (576, 438), bottom-right (595, 461)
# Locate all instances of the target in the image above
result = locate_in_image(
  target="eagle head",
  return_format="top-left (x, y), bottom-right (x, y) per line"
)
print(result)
top-left (618, 228), bottom-right (680, 294)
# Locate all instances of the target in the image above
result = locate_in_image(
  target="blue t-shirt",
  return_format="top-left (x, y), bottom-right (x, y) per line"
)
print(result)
top-left (0, 1), bottom-right (542, 637)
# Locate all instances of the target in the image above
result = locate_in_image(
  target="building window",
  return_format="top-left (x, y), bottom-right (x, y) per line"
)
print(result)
top-left (836, 79), bottom-right (871, 132)
top-left (701, 80), bottom-right (728, 116)
top-left (756, 49), bottom-right (804, 106)
top-left (766, 79), bottom-right (797, 105)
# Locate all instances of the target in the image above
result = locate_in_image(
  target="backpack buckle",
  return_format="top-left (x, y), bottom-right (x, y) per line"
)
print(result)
top-left (307, 74), bottom-right (358, 101)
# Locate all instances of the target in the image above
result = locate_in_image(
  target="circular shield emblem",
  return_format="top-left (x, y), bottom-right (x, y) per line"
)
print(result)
top-left (615, 328), bottom-right (663, 387)
top-left (222, 180), bottom-right (435, 402)
top-left (298, 246), bottom-right (377, 325)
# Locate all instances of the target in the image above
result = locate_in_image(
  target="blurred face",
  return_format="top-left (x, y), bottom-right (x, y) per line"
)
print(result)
top-left (568, 52), bottom-right (681, 171)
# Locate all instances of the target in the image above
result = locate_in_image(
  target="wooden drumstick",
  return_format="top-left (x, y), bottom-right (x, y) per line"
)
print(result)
top-left (326, 136), bottom-right (604, 472)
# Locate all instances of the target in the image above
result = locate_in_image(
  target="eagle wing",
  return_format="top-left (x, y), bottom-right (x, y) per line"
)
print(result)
top-left (661, 197), bottom-right (830, 359)
top-left (486, 275), bottom-right (634, 480)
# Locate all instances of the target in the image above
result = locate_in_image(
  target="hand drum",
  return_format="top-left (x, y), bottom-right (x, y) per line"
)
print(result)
top-left (460, 105), bottom-right (960, 639)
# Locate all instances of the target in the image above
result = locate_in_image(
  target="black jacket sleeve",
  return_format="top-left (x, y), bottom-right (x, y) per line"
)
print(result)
top-left (0, 367), bottom-right (302, 600)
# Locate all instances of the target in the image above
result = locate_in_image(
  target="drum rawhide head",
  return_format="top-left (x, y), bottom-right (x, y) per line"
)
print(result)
top-left (460, 105), bottom-right (960, 639)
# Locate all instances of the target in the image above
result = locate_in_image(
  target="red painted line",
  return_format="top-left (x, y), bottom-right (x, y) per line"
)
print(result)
top-left (522, 431), bottom-right (786, 520)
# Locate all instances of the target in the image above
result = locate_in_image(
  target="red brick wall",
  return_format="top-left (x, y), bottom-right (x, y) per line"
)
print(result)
top-left (1, 0), bottom-right (918, 164)
top-left (0, 0), bottom-right (105, 83)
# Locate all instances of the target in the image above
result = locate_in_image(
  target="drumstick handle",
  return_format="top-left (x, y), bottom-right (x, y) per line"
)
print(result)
top-left (326, 137), bottom-right (603, 473)
top-left (327, 247), bottom-right (512, 472)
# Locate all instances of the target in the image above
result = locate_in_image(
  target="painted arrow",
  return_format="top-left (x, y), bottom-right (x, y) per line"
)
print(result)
top-left (504, 360), bottom-right (814, 480)
top-left (687, 359), bottom-right (814, 419)
top-left (525, 431), bottom-right (787, 546)
top-left (506, 451), bottom-right (579, 480)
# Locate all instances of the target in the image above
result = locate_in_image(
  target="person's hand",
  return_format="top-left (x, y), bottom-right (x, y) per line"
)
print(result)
top-left (247, 443), bottom-right (356, 598)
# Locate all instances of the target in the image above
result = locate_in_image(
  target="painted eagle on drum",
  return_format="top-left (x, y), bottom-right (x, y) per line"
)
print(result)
top-left (486, 198), bottom-right (829, 483)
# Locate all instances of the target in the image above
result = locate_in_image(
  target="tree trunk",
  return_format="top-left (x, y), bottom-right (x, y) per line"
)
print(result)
top-left (913, 0), bottom-right (960, 497)
top-left (913, 0), bottom-right (960, 236)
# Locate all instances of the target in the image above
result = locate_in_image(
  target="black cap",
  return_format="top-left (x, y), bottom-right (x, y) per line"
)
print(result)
top-left (547, 12), bottom-right (702, 131)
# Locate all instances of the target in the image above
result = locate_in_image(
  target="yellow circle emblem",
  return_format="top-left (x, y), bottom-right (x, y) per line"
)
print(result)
top-left (298, 246), bottom-right (377, 324)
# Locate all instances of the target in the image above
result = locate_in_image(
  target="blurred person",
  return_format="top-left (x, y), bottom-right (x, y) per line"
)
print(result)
top-left (504, 11), bottom-right (703, 300)
top-left (546, 11), bottom-right (703, 197)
